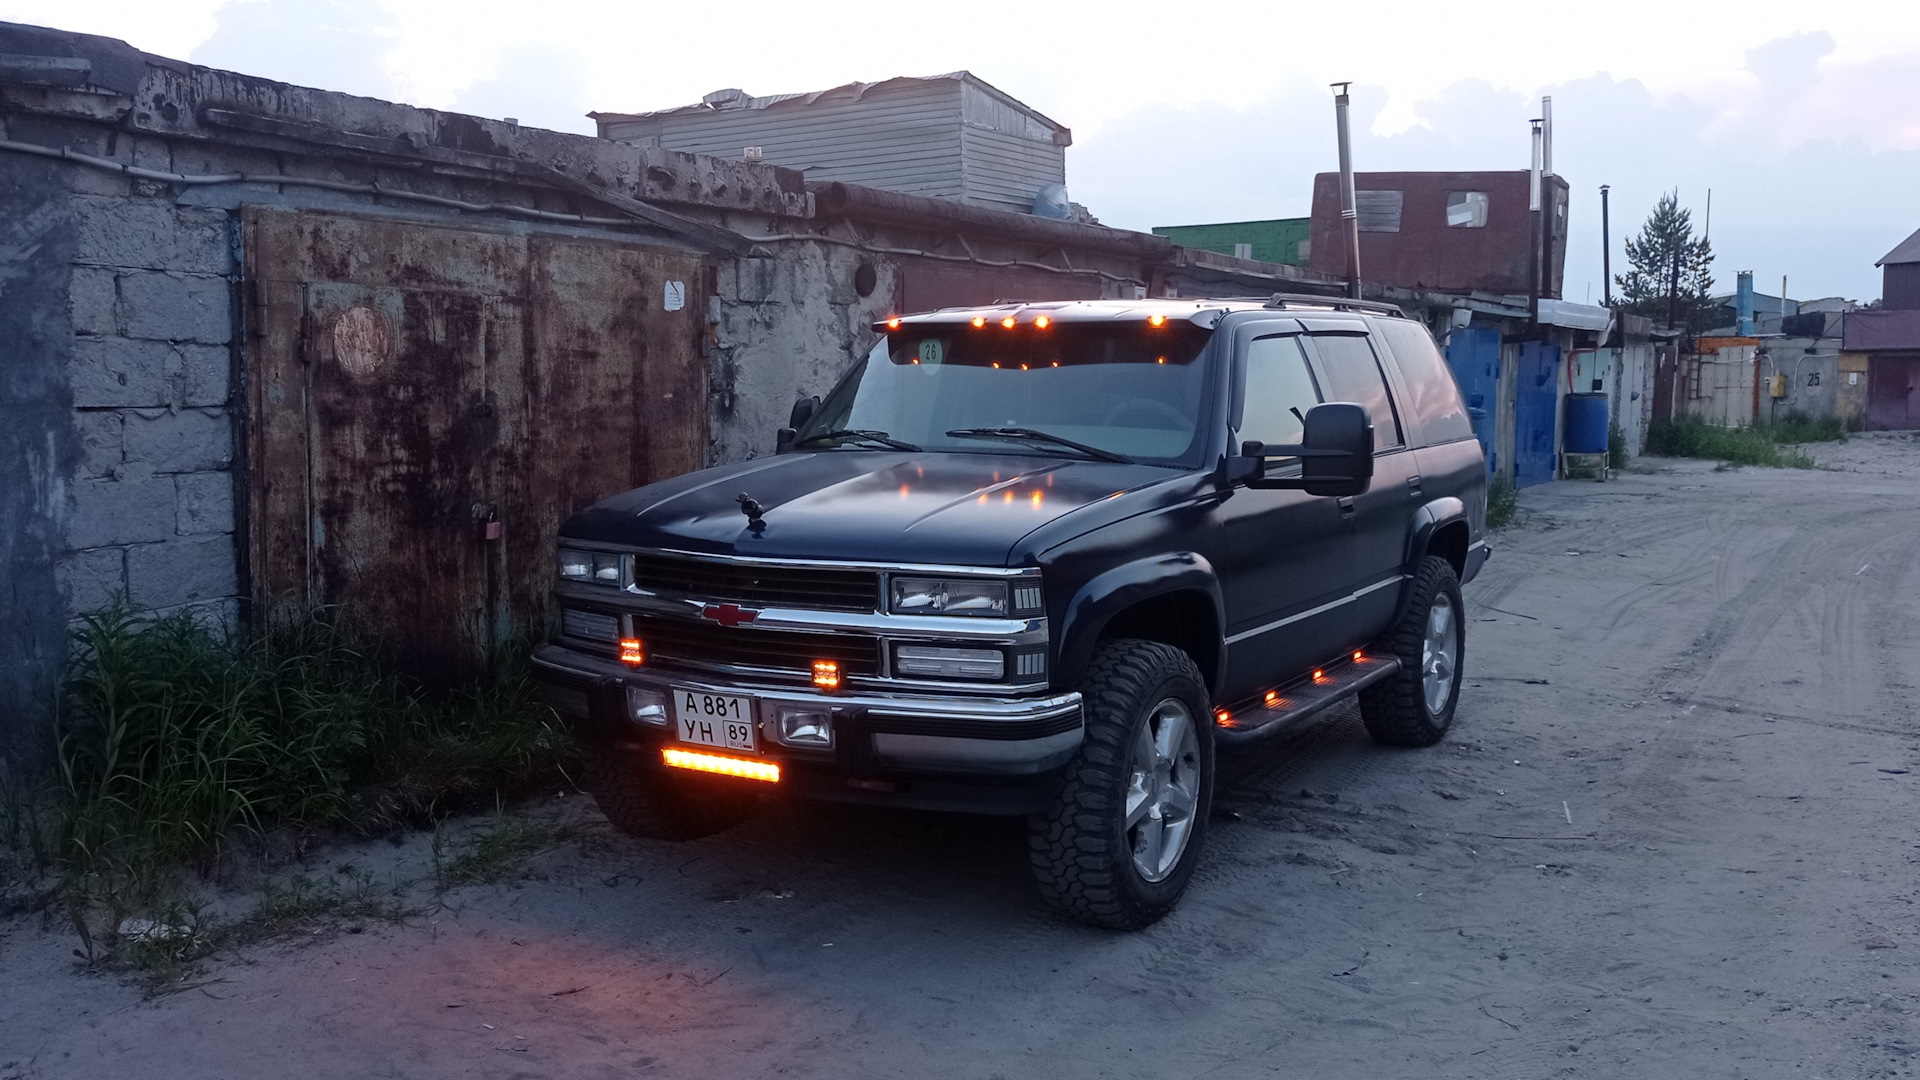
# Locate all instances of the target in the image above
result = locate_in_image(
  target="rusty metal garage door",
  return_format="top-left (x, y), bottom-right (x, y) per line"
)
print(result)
top-left (243, 207), bottom-right (710, 675)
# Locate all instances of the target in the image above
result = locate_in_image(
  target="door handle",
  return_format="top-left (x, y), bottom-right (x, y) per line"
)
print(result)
top-left (1407, 474), bottom-right (1424, 498)
top-left (1336, 496), bottom-right (1356, 520)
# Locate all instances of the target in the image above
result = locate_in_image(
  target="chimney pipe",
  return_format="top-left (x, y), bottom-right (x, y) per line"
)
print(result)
top-left (1736, 270), bottom-right (1755, 335)
top-left (1332, 82), bottom-right (1362, 301)
top-left (1541, 95), bottom-right (1554, 177)
top-left (1600, 184), bottom-right (1612, 307)
top-left (1528, 119), bottom-right (1543, 333)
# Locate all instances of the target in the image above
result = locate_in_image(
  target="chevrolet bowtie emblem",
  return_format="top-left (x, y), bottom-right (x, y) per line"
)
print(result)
top-left (701, 603), bottom-right (760, 628)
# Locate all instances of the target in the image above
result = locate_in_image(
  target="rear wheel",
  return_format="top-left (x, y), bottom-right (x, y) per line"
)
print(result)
top-left (1360, 555), bottom-right (1465, 747)
top-left (578, 750), bottom-right (759, 841)
top-left (1028, 639), bottom-right (1214, 930)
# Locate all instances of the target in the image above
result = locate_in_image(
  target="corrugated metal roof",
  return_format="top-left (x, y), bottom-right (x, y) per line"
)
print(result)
top-left (593, 71), bottom-right (1069, 139)
top-left (1877, 226), bottom-right (1920, 267)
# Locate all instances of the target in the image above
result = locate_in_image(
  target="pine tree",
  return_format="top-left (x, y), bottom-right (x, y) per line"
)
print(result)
top-left (1614, 191), bottom-right (1717, 332)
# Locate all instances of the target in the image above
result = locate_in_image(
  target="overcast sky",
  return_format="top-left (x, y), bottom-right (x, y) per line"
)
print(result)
top-left (8, 0), bottom-right (1918, 302)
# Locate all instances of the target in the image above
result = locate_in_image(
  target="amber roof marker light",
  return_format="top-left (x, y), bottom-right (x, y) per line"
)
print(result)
top-left (971, 316), bottom-right (987, 328)
top-left (1000, 316), bottom-right (1017, 329)
top-left (1147, 314), bottom-right (1168, 327)
top-left (1034, 315), bottom-right (1051, 329)
top-left (886, 317), bottom-right (902, 329)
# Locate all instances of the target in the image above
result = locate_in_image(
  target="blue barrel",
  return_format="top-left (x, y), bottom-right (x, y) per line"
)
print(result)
top-left (1564, 393), bottom-right (1610, 454)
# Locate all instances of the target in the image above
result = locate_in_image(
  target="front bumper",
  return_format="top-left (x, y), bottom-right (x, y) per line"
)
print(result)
top-left (533, 644), bottom-right (1084, 801)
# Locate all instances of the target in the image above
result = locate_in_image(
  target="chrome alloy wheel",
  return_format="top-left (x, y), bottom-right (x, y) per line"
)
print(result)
top-left (1125, 698), bottom-right (1201, 883)
top-left (1422, 593), bottom-right (1459, 716)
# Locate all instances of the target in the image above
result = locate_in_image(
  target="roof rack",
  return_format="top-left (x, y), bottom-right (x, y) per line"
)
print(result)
top-left (1260, 292), bottom-right (1407, 317)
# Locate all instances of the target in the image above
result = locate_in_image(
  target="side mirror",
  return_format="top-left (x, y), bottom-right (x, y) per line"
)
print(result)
top-left (1228, 402), bottom-right (1374, 496)
top-left (777, 396), bottom-right (821, 454)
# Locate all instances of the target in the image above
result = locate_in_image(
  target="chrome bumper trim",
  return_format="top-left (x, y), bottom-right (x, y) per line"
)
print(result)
top-left (533, 645), bottom-right (1083, 769)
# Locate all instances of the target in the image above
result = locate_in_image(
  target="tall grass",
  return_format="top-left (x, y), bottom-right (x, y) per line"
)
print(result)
top-left (45, 601), bottom-right (565, 904)
top-left (1643, 414), bottom-right (1834, 469)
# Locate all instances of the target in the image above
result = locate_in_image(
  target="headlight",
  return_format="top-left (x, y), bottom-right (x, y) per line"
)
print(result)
top-left (895, 645), bottom-right (1005, 680)
top-left (559, 547), bottom-right (623, 585)
top-left (890, 576), bottom-right (1008, 616)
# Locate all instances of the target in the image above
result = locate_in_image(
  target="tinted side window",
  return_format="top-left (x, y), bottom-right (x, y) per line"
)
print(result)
top-left (1375, 320), bottom-right (1474, 445)
top-left (1310, 334), bottom-right (1404, 451)
top-left (1238, 335), bottom-right (1321, 449)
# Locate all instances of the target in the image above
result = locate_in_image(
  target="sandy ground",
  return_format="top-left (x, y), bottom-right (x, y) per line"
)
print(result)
top-left (5, 433), bottom-right (1920, 1080)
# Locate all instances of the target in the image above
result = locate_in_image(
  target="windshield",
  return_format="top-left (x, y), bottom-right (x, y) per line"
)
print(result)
top-left (796, 320), bottom-right (1216, 463)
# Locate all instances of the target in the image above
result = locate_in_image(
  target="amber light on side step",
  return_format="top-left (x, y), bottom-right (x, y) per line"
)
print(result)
top-left (661, 748), bottom-right (781, 783)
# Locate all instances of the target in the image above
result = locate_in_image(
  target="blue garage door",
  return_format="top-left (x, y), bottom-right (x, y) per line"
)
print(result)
top-left (1515, 342), bottom-right (1560, 488)
top-left (1444, 328), bottom-right (1500, 476)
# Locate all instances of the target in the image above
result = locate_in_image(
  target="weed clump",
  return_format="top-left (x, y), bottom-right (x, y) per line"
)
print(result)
top-left (1643, 414), bottom-right (1828, 468)
top-left (1487, 474), bottom-right (1518, 529)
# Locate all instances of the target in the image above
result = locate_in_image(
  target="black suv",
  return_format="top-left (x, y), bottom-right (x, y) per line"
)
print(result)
top-left (532, 295), bottom-right (1488, 929)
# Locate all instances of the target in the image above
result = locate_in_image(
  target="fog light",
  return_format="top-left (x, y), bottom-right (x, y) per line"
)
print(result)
top-left (774, 705), bottom-right (833, 747)
top-left (812, 660), bottom-right (841, 691)
top-left (626, 685), bottom-right (668, 727)
top-left (620, 638), bottom-right (644, 666)
top-left (662, 748), bottom-right (780, 783)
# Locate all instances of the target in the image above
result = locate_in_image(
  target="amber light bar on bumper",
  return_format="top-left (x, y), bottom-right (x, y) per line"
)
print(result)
top-left (661, 748), bottom-right (781, 783)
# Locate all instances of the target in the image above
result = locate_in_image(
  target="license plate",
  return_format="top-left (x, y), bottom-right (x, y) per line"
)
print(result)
top-left (672, 688), bottom-right (757, 751)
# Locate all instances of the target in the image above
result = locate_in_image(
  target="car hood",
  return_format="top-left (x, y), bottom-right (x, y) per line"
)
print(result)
top-left (561, 450), bottom-right (1174, 566)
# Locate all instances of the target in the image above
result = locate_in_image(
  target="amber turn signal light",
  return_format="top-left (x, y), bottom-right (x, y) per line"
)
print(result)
top-left (812, 660), bottom-right (841, 691)
top-left (662, 748), bottom-right (780, 783)
top-left (619, 638), bottom-right (644, 666)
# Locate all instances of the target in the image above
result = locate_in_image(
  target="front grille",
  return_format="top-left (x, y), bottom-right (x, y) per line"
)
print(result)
top-left (631, 614), bottom-right (880, 676)
top-left (629, 553), bottom-right (880, 613)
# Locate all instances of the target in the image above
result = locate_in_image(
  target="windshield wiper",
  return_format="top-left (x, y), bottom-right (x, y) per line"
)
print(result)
top-left (945, 427), bottom-right (1134, 464)
top-left (794, 428), bottom-right (922, 452)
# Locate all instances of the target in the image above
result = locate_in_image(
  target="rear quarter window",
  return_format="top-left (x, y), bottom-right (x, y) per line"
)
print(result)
top-left (1374, 320), bottom-right (1475, 445)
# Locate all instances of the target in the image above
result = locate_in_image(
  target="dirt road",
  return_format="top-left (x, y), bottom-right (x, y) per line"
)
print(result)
top-left (7, 435), bottom-right (1920, 1079)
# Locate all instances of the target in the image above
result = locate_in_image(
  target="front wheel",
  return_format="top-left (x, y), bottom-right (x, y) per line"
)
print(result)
top-left (1359, 555), bottom-right (1466, 747)
top-left (1028, 639), bottom-right (1214, 930)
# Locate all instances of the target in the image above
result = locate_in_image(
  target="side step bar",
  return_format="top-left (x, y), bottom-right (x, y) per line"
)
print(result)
top-left (1212, 653), bottom-right (1402, 750)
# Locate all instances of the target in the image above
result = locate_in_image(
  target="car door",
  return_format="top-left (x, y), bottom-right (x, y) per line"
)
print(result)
top-left (1218, 328), bottom-right (1356, 701)
top-left (1302, 328), bottom-right (1418, 642)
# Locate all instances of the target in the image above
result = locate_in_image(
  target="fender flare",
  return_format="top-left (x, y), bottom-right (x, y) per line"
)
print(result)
top-left (1054, 551), bottom-right (1226, 692)
top-left (1391, 497), bottom-right (1469, 624)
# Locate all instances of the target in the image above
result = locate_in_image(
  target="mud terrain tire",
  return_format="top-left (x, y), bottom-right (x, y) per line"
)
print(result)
top-left (1360, 555), bottom-right (1465, 747)
top-left (1028, 639), bottom-right (1214, 930)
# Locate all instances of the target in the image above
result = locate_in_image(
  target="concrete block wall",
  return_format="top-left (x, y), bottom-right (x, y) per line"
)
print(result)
top-left (710, 241), bottom-right (899, 464)
top-left (61, 185), bottom-right (240, 624)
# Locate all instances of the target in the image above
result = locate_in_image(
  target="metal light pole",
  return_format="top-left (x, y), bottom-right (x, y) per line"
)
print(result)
top-left (1332, 82), bottom-right (1362, 300)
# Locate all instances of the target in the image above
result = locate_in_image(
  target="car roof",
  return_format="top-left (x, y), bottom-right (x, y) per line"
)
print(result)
top-left (879, 294), bottom-right (1407, 331)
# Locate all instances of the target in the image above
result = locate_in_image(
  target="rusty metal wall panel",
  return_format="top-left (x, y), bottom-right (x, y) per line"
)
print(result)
top-left (243, 207), bottom-right (710, 675)
top-left (504, 235), bottom-right (710, 623)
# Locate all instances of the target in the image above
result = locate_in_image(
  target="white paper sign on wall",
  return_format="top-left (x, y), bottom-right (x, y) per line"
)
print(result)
top-left (664, 281), bottom-right (686, 312)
